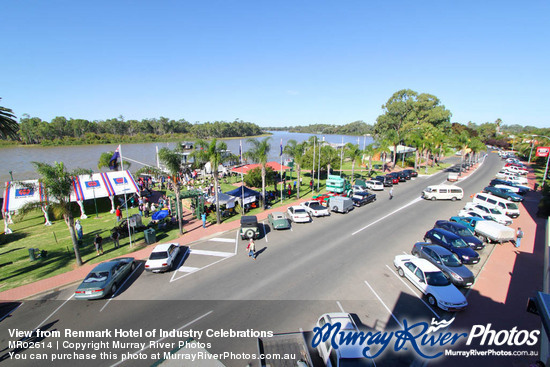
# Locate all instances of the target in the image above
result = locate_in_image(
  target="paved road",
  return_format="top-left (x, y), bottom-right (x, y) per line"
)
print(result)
top-left (0, 153), bottom-right (508, 367)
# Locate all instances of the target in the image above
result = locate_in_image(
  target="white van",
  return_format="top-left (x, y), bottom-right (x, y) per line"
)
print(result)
top-left (422, 185), bottom-right (464, 201)
top-left (472, 193), bottom-right (520, 218)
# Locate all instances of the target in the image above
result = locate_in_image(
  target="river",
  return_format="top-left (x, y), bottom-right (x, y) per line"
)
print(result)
top-left (0, 131), bottom-right (374, 197)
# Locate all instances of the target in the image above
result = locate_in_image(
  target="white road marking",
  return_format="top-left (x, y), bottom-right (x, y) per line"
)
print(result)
top-left (209, 238), bottom-right (235, 243)
top-left (34, 295), bottom-right (73, 331)
top-left (109, 310), bottom-right (213, 367)
top-left (337, 301), bottom-right (346, 313)
top-left (189, 249), bottom-right (234, 257)
top-left (352, 197), bottom-right (422, 236)
top-left (178, 266), bottom-right (200, 273)
top-left (170, 247), bottom-right (191, 282)
top-left (0, 302), bottom-right (24, 323)
top-left (100, 262), bottom-right (143, 312)
top-left (385, 265), bottom-right (440, 319)
top-left (363, 280), bottom-right (403, 328)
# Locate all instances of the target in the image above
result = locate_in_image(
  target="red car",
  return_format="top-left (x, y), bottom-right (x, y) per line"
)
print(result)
top-left (385, 174), bottom-right (399, 184)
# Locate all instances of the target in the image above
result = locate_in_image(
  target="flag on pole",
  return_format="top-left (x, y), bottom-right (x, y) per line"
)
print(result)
top-left (280, 139), bottom-right (283, 156)
top-left (109, 145), bottom-right (121, 170)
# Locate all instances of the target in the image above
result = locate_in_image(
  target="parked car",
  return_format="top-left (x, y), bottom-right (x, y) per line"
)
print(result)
top-left (145, 243), bottom-right (182, 272)
top-left (268, 212), bottom-right (291, 230)
top-left (402, 169), bottom-right (418, 178)
top-left (461, 203), bottom-right (513, 226)
top-left (482, 186), bottom-right (523, 202)
top-left (316, 313), bottom-right (376, 366)
top-left (450, 216), bottom-right (515, 244)
top-left (374, 175), bottom-right (393, 187)
top-left (393, 255), bottom-right (468, 311)
top-left (387, 172), bottom-right (406, 182)
top-left (240, 215), bottom-right (261, 240)
top-left (489, 179), bottom-right (530, 195)
top-left (503, 166), bottom-right (528, 175)
top-left (365, 180), bottom-right (384, 191)
top-left (472, 192), bottom-right (520, 218)
top-left (457, 210), bottom-right (495, 222)
top-left (398, 171), bottom-right (411, 181)
top-left (300, 201), bottom-right (330, 217)
top-left (351, 184), bottom-right (368, 193)
top-left (411, 242), bottom-right (475, 287)
top-left (351, 191), bottom-right (377, 207)
top-left (75, 257), bottom-right (136, 299)
top-left (433, 220), bottom-right (484, 250)
top-left (287, 206), bottom-right (311, 223)
top-left (424, 228), bottom-right (480, 264)
top-left (385, 174), bottom-right (400, 184)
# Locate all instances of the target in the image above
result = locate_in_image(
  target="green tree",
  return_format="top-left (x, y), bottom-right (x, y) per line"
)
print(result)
top-left (193, 139), bottom-right (230, 224)
top-left (19, 162), bottom-right (92, 266)
top-left (97, 151), bottom-right (131, 170)
top-left (344, 143), bottom-right (362, 179)
top-left (244, 166), bottom-right (276, 188)
top-left (0, 98), bottom-right (19, 140)
top-left (158, 147), bottom-right (184, 234)
top-left (284, 140), bottom-right (307, 199)
top-left (245, 137), bottom-right (271, 207)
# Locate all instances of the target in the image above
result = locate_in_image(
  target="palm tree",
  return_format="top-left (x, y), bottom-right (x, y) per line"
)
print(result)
top-left (344, 143), bottom-right (362, 180)
top-left (363, 143), bottom-right (376, 174)
top-left (245, 137), bottom-right (271, 207)
top-left (454, 130), bottom-right (471, 176)
top-left (284, 140), bottom-right (307, 199)
top-left (18, 162), bottom-right (91, 266)
top-left (193, 139), bottom-right (230, 224)
top-left (158, 147), bottom-right (184, 234)
top-left (0, 98), bottom-right (19, 140)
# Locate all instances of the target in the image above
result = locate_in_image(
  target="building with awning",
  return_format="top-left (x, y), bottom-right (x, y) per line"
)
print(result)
top-left (231, 162), bottom-right (291, 175)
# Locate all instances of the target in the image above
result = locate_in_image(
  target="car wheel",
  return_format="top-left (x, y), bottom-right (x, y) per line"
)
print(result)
top-left (451, 197), bottom-right (457, 201)
top-left (245, 229), bottom-right (255, 239)
top-left (431, 197), bottom-right (436, 201)
top-left (111, 283), bottom-right (117, 296)
top-left (397, 267), bottom-right (404, 277)
top-left (333, 206), bottom-right (338, 212)
top-left (412, 251), bottom-right (418, 257)
top-left (427, 294), bottom-right (437, 306)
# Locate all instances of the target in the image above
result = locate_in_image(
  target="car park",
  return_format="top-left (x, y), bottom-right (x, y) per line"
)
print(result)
top-left (145, 243), bottom-right (181, 272)
top-left (75, 257), bottom-right (136, 300)
top-left (385, 174), bottom-right (399, 184)
top-left (482, 186), bottom-right (523, 202)
top-left (422, 185), bottom-right (464, 201)
top-left (397, 171), bottom-right (411, 181)
top-left (505, 175), bottom-right (529, 185)
top-left (503, 165), bottom-right (528, 175)
top-left (374, 175), bottom-right (393, 187)
top-left (489, 179), bottom-right (530, 195)
top-left (472, 192), bottom-right (520, 218)
top-left (411, 242), bottom-right (475, 287)
top-left (457, 210), bottom-right (494, 222)
top-left (365, 180), bottom-right (384, 191)
top-left (424, 228), bottom-right (480, 264)
top-left (433, 220), bottom-right (484, 250)
top-left (268, 212), bottom-right (291, 230)
top-left (300, 201), bottom-right (330, 217)
top-left (393, 255), bottom-right (468, 311)
top-left (316, 313), bottom-right (375, 366)
top-left (402, 169), bottom-right (418, 178)
top-left (462, 203), bottom-right (513, 226)
top-left (240, 215), bottom-right (261, 240)
top-left (287, 206), bottom-right (311, 223)
top-left (387, 172), bottom-right (406, 182)
top-left (350, 191), bottom-right (376, 206)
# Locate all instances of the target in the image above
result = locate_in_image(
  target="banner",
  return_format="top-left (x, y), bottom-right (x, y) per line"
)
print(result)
top-left (536, 147), bottom-right (550, 158)
top-left (2, 180), bottom-right (47, 212)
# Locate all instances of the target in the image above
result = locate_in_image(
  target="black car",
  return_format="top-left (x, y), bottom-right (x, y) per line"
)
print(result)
top-left (411, 242), bottom-right (475, 287)
top-left (424, 228), bottom-right (480, 265)
top-left (489, 179), bottom-right (529, 195)
top-left (351, 191), bottom-right (377, 206)
top-left (433, 220), bottom-right (484, 250)
top-left (387, 172), bottom-right (406, 182)
top-left (374, 175), bottom-right (393, 187)
top-left (402, 169), bottom-right (418, 178)
top-left (398, 171), bottom-right (411, 180)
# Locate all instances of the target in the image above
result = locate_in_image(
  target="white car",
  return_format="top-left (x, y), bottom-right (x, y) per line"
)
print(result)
top-left (393, 255), bottom-right (468, 312)
top-left (145, 243), bottom-right (183, 272)
top-left (300, 201), bottom-right (330, 217)
top-left (351, 185), bottom-right (368, 194)
top-left (503, 166), bottom-right (528, 175)
top-left (365, 180), bottom-right (384, 191)
top-left (316, 313), bottom-right (375, 366)
top-left (505, 175), bottom-right (528, 185)
top-left (287, 206), bottom-right (311, 223)
top-left (461, 203), bottom-right (512, 226)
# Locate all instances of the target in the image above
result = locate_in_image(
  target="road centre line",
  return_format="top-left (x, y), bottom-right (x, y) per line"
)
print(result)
top-left (109, 310), bottom-right (213, 367)
top-left (100, 262), bottom-right (143, 313)
top-left (352, 197), bottom-right (422, 236)
top-left (34, 295), bottom-right (73, 332)
top-left (384, 264), bottom-right (440, 319)
top-left (189, 249), bottom-right (234, 257)
top-left (170, 247), bottom-right (191, 282)
top-left (363, 281), bottom-right (403, 329)
top-left (209, 238), bottom-right (235, 243)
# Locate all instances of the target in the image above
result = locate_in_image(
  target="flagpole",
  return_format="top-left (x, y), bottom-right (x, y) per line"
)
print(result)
top-left (119, 145), bottom-right (133, 248)
top-left (280, 139), bottom-right (283, 205)
top-left (312, 137), bottom-right (316, 193)
top-left (240, 140), bottom-right (245, 215)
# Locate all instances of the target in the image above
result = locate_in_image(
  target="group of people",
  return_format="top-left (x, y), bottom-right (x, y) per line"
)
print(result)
top-left (75, 219), bottom-right (121, 256)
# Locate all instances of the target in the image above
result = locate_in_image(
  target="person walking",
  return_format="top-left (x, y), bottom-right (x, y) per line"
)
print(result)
top-left (516, 227), bottom-right (524, 248)
top-left (310, 179), bottom-right (314, 191)
top-left (389, 188), bottom-right (394, 200)
top-left (111, 229), bottom-right (120, 249)
top-left (247, 239), bottom-right (256, 260)
top-left (115, 206), bottom-right (122, 222)
top-left (75, 220), bottom-right (83, 242)
top-left (201, 212), bottom-right (207, 228)
top-left (94, 234), bottom-right (103, 255)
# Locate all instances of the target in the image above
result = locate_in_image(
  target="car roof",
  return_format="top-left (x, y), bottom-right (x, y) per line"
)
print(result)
top-left (436, 220), bottom-right (469, 231)
top-left (419, 243), bottom-right (454, 256)
top-left (396, 255), bottom-right (441, 272)
top-left (240, 216), bottom-right (258, 225)
top-left (271, 211), bottom-right (285, 218)
top-left (151, 243), bottom-right (177, 252)
top-left (430, 227), bottom-right (461, 239)
top-left (92, 261), bottom-right (121, 271)
top-left (290, 205), bottom-right (305, 210)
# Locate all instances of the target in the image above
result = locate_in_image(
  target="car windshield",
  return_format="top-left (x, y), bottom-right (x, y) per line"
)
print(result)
top-left (425, 271), bottom-right (451, 286)
top-left (84, 271), bottom-right (109, 283)
top-left (449, 238), bottom-right (469, 248)
top-left (506, 203), bottom-right (518, 209)
top-left (455, 227), bottom-right (473, 237)
top-left (488, 208), bottom-right (502, 214)
top-left (294, 208), bottom-right (307, 214)
top-left (440, 254), bottom-right (462, 267)
top-left (150, 251), bottom-right (169, 260)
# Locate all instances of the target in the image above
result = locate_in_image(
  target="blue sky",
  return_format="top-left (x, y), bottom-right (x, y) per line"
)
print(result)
top-left (2, 1), bottom-right (549, 128)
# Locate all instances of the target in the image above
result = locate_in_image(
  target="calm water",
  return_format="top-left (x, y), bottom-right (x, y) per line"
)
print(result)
top-left (0, 131), bottom-right (373, 197)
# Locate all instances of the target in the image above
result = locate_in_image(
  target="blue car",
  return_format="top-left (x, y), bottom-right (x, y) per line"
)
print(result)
top-left (434, 220), bottom-right (484, 250)
top-left (424, 228), bottom-right (480, 265)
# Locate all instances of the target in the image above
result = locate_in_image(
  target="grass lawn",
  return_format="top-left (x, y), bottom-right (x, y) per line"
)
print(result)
top-left (0, 197), bottom-right (181, 292)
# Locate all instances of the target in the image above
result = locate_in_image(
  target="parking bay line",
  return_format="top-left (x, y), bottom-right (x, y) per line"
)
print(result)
top-left (109, 310), bottom-right (213, 367)
top-left (209, 238), bottom-right (235, 243)
top-left (352, 197), bottom-right (422, 236)
top-left (100, 262), bottom-right (143, 313)
top-left (363, 280), bottom-right (403, 329)
top-left (188, 249), bottom-right (234, 257)
top-left (384, 264), bottom-right (440, 319)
